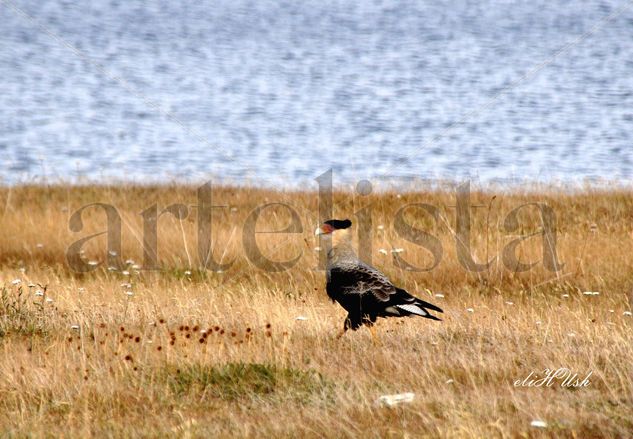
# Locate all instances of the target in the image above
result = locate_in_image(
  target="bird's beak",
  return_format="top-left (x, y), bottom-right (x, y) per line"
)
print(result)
top-left (315, 224), bottom-right (334, 236)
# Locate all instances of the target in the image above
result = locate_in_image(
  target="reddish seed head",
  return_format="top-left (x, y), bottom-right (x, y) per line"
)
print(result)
top-left (120, 326), bottom-right (125, 332)
top-left (184, 326), bottom-right (190, 331)
top-left (214, 326), bottom-right (220, 332)
top-left (159, 319), bottom-right (165, 324)
top-left (199, 338), bottom-right (205, 343)
top-left (231, 332), bottom-right (236, 337)
top-left (124, 355), bottom-right (132, 361)
top-left (99, 323), bottom-right (106, 328)
top-left (170, 340), bottom-right (175, 346)
top-left (157, 346), bottom-right (162, 351)
top-left (185, 334), bottom-right (191, 339)
top-left (220, 329), bottom-right (225, 335)
top-left (179, 326), bottom-right (184, 331)
top-left (135, 336), bottom-right (140, 343)
top-left (133, 367), bottom-right (138, 371)
top-left (67, 337), bottom-right (73, 343)
top-left (266, 323), bottom-right (271, 329)
top-left (266, 331), bottom-right (272, 337)
top-left (246, 328), bottom-right (251, 333)
top-left (84, 375), bottom-right (88, 381)
top-left (193, 325), bottom-right (199, 332)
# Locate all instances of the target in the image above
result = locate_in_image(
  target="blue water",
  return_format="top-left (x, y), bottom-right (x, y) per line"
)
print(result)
top-left (1, 0), bottom-right (633, 187)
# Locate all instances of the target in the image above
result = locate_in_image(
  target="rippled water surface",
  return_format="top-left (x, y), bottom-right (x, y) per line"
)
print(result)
top-left (1, 0), bottom-right (633, 187)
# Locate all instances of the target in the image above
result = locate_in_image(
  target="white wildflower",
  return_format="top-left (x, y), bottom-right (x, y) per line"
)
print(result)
top-left (78, 287), bottom-right (85, 293)
top-left (445, 379), bottom-right (454, 384)
top-left (45, 297), bottom-right (53, 303)
top-left (184, 270), bottom-right (192, 275)
top-left (125, 259), bottom-right (135, 265)
top-left (567, 332), bottom-right (576, 337)
top-left (505, 301), bottom-right (514, 305)
top-left (466, 308), bottom-right (474, 313)
top-left (435, 293), bottom-right (444, 298)
top-left (122, 270), bottom-right (130, 276)
top-left (35, 290), bottom-right (44, 297)
top-left (295, 316), bottom-right (308, 321)
top-left (562, 294), bottom-right (569, 298)
top-left (11, 279), bottom-right (21, 285)
top-left (391, 248), bottom-right (404, 254)
top-left (378, 248), bottom-right (388, 255)
top-left (70, 325), bottom-right (80, 330)
top-left (623, 311), bottom-right (632, 316)
top-left (88, 261), bottom-right (99, 266)
top-left (108, 250), bottom-right (118, 256)
top-left (377, 225), bottom-right (384, 230)
top-left (36, 243), bottom-right (44, 248)
top-left (530, 420), bottom-right (547, 428)
top-left (125, 291), bottom-right (134, 296)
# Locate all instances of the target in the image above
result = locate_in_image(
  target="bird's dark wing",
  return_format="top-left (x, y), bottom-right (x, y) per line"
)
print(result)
top-left (327, 262), bottom-right (396, 301)
top-left (327, 262), bottom-right (443, 320)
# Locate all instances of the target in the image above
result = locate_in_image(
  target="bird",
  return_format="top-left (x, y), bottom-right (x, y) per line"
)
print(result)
top-left (315, 218), bottom-right (443, 339)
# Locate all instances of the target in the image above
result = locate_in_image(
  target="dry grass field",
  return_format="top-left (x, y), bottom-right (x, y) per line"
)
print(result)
top-left (0, 183), bottom-right (632, 438)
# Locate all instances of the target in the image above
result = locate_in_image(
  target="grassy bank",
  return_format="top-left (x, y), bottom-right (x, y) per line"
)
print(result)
top-left (0, 184), bottom-right (632, 437)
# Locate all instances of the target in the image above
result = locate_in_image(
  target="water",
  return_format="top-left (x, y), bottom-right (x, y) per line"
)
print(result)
top-left (1, 0), bottom-right (633, 188)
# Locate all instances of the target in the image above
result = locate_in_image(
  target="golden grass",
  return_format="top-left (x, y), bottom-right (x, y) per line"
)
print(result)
top-left (0, 183), bottom-right (632, 438)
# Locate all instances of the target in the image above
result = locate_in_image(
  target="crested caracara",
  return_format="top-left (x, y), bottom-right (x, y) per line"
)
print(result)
top-left (315, 219), bottom-right (443, 337)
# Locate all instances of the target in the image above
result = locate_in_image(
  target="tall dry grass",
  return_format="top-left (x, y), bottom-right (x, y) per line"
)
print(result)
top-left (0, 183), bottom-right (632, 437)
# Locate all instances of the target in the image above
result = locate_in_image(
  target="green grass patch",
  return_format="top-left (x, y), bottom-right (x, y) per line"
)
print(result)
top-left (160, 362), bottom-right (331, 402)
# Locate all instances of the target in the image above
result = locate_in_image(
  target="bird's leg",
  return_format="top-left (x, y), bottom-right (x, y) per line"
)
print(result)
top-left (367, 324), bottom-right (380, 345)
top-left (336, 316), bottom-right (352, 340)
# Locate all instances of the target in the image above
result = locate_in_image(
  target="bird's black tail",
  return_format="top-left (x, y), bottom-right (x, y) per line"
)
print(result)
top-left (395, 288), bottom-right (444, 321)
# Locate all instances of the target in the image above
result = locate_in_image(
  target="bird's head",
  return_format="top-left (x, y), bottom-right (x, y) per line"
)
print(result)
top-left (314, 219), bottom-right (352, 236)
top-left (315, 219), bottom-right (352, 247)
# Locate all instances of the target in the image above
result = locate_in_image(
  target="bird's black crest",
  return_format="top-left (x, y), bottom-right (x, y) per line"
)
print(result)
top-left (324, 219), bottom-right (352, 229)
